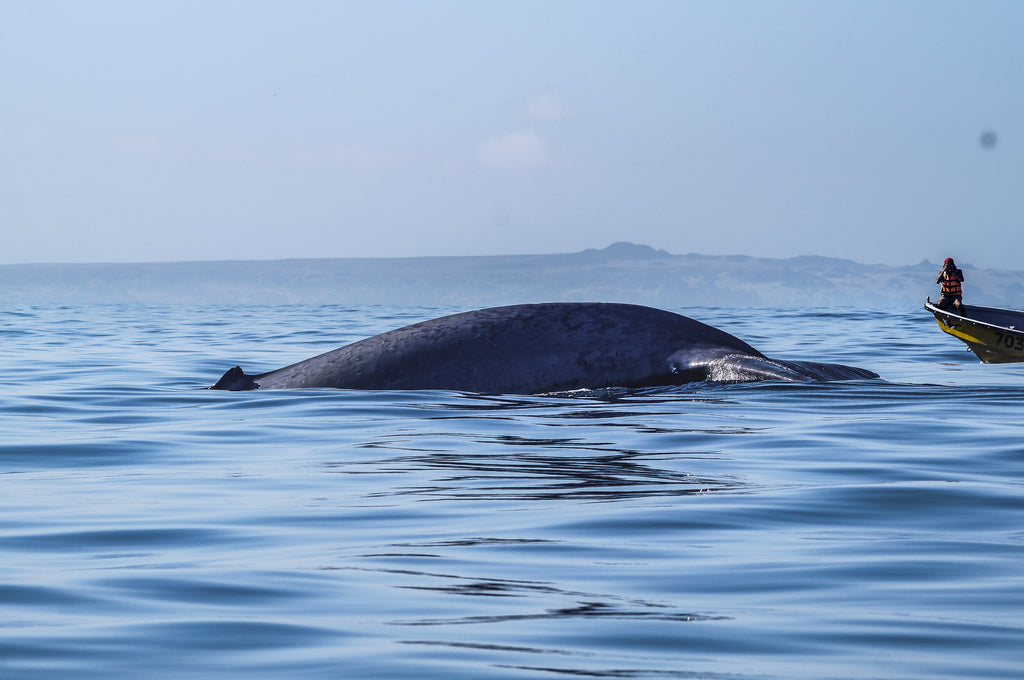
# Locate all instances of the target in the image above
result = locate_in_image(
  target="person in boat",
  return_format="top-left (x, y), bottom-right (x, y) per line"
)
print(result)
top-left (935, 257), bottom-right (966, 315)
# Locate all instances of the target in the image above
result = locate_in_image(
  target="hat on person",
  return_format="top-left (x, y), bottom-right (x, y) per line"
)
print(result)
top-left (944, 257), bottom-right (954, 265)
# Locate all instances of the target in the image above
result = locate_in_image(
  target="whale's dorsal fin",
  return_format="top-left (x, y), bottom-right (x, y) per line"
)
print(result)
top-left (209, 366), bottom-right (260, 391)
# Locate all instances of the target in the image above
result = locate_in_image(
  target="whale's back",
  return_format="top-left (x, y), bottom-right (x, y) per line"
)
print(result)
top-left (249, 303), bottom-right (762, 392)
top-left (210, 302), bottom-right (876, 392)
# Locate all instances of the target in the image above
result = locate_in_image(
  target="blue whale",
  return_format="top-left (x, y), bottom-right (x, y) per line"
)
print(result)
top-left (209, 302), bottom-right (877, 392)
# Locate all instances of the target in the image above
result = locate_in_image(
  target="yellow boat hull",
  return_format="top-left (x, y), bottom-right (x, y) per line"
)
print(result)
top-left (926, 299), bottom-right (1024, 363)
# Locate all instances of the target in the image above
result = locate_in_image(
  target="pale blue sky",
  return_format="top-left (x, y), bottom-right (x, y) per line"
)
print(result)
top-left (3, 1), bottom-right (1021, 268)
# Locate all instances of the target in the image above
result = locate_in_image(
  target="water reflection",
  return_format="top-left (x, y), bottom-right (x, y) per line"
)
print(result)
top-left (330, 564), bottom-right (728, 628)
top-left (327, 448), bottom-right (741, 502)
top-left (395, 598), bottom-right (727, 626)
top-left (430, 387), bottom-right (742, 413)
top-left (323, 393), bottom-right (753, 501)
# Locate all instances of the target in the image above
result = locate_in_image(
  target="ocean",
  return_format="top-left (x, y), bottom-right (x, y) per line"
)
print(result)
top-left (1, 303), bottom-right (1022, 679)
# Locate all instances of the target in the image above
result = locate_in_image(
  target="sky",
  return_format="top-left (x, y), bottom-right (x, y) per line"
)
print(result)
top-left (2, 0), bottom-right (1022, 268)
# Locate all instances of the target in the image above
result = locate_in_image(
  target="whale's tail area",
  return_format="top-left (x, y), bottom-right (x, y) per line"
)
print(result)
top-left (763, 358), bottom-right (879, 381)
top-left (209, 366), bottom-right (260, 391)
top-left (669, 347), bottom-right (879, 383)
top-left (700, 354), bottom-right (878, 382)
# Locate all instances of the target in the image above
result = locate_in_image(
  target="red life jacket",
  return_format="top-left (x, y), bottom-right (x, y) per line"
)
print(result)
top-left (941, 271), bottom-right (962, 296)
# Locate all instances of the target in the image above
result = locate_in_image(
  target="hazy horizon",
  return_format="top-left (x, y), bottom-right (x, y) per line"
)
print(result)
top-left (0, 241), bottom-right (954, 270)
top-left (5, 2), bottom-right (1022, 269)
top-left (7, 242), bottom-right (1023, 310)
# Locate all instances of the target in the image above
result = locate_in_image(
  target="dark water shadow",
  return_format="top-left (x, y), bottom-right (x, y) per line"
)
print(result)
top-left (326, 447), bottom-right (742, 503)
top-left (396, 598), bottom-right (727, 627)
top-left (321, 386), bottom-right (752, 503)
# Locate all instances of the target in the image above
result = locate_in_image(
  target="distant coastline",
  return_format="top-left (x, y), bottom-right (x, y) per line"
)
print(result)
top-left (2, 242), bottom-right (1020, 307)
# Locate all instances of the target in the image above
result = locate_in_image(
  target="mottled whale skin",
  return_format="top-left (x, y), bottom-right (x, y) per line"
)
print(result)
top-left (209, 302), bottom-right (877, 393)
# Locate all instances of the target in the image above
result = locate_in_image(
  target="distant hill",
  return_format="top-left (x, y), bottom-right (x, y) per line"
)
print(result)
top-left (2, 243), bottom-right (1020, 308)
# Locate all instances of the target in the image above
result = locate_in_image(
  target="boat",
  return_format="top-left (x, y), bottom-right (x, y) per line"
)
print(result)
top-left (924, 297), bottom-right (1024, 363)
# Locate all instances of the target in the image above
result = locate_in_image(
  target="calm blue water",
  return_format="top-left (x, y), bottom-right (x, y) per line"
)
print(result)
top-left (2, 304), bottom-right (1023, 679)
